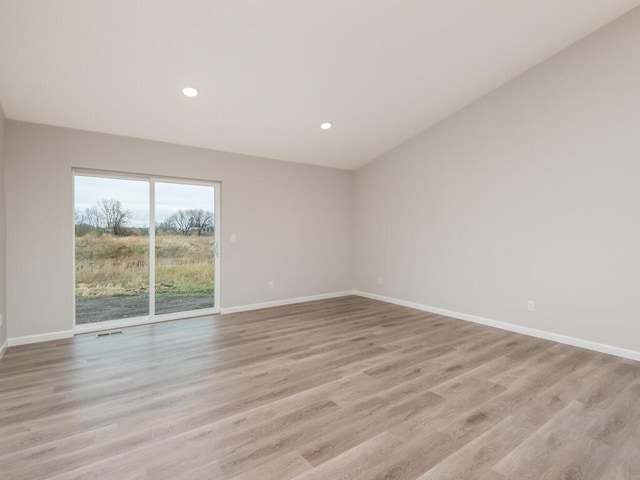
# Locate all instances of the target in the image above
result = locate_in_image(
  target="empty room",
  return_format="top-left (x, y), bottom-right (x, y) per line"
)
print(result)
top-left (1, 1), bottom-right (640, 479)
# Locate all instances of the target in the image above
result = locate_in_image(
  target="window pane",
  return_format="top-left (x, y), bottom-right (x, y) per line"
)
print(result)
top-left (74, 175), bottom-right (150, 323)
top-left (155, 182), bottom-right (215, 315)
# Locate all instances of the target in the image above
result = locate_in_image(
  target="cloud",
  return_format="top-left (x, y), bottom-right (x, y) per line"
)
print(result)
top-left (75, 175), bottom-right (215, 228)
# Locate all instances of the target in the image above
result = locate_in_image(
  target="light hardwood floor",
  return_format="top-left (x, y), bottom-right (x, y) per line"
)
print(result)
top-left (1, 296), bottom-right (639, 479)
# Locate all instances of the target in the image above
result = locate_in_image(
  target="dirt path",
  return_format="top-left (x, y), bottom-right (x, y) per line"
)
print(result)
top-left (75, 294), bottom-right (215, 324)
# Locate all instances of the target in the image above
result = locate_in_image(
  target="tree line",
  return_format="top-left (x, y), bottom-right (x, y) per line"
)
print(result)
top-left (75, 199), bottom-right (214, 236)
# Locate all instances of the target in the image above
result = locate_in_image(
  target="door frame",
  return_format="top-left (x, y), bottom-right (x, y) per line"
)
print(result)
top-left (72, 168), bottom-right (221, 334)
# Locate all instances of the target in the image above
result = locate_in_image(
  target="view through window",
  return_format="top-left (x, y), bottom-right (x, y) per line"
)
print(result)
top-left (74, 173), bottom-right (217, 324)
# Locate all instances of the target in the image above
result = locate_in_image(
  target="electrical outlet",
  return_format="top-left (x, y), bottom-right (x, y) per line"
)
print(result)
top-left (268, 280), bottom-right (275, 290)
top-left (377, 276), bottom-right (383, 285)
top-left (230, 234), bottom-right (237, 243)
top-left (527, 300), bottom-right (536, 312)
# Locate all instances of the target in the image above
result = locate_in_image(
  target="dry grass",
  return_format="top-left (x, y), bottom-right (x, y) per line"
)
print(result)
top-left (75, 234), bottom-right (214, 297)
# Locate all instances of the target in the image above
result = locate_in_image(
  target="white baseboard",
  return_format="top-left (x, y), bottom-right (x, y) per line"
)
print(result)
top-left (3, 292), bottom-right (353, 347)
top-left (8, 291), bottom-right (636, 363)
top-left (354, 290), bottom-right (640, 362)
top-left (220, 291), bottom-right (355, 315)
top-left (8, 330), bottom-right (74, 347)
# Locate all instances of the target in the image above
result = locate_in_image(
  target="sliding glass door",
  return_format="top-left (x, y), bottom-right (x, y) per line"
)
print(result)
top-left (74, 175), bottom-right (150, 324)
top-left (154, 181), bottom-right (216, 315)
top-left (74, 171), bottom-right (220, 328)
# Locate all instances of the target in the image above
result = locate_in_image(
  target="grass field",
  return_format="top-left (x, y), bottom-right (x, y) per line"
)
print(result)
top-left (75, 234), bottom-right (214, 298)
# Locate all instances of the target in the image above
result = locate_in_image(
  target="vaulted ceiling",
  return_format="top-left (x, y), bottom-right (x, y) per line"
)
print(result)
top-left (1, 1), bottom-right (638, 169)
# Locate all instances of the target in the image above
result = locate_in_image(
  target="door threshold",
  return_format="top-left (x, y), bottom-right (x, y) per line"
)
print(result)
top-left (74, 308), bottom-right (220, 335)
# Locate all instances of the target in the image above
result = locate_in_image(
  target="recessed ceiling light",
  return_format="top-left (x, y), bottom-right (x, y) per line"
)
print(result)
top-left (182, 87), bottom-right (199, 97)
top-left (320, 122), bottom-right (332, 130)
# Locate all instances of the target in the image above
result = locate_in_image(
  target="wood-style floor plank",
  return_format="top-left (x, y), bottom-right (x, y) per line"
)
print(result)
top-left (0, 296), bottom-right (639, 479)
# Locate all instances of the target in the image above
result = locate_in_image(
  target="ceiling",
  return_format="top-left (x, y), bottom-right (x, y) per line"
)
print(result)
top-left (1, 1), bottom-right (638, 170)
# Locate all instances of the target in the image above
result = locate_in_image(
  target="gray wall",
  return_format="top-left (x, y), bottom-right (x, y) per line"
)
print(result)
top-left (5, 122), bottom-right (353, 339)
top-left (5, 8), bottom-right (640, 354)
top-left (0, 105), bottom-right (6, 349)
top-left (354, 9), bottom-right (640, 352)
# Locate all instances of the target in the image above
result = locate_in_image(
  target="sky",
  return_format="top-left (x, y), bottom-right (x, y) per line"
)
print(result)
top-left (75, 175), bottom-right (215, 228)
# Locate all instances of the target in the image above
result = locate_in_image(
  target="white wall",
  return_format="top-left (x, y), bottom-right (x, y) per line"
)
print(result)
top-left (0, 104), bottom-right (7, 351)
top-left (354, 8), bottom-right (640, 352)
top-left (4, 121), bottom-right (353, 339)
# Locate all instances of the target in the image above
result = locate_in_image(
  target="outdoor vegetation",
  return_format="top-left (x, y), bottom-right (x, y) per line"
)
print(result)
top-left (75, 199), bottom-right (215, 300)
